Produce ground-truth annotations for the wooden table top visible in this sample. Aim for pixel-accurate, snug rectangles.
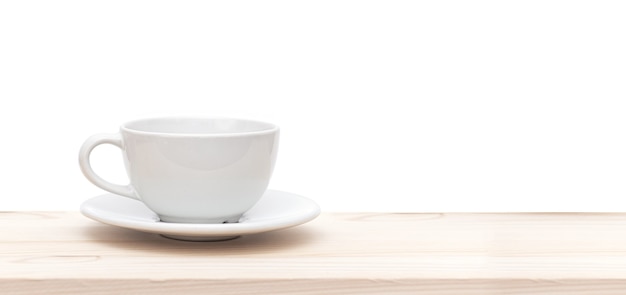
[2,212,626,294]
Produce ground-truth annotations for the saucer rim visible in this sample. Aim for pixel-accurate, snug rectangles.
[80,189,321,237]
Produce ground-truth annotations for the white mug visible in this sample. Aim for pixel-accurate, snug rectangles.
[79,117,279,223]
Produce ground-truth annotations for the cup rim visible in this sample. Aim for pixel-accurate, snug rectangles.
[120,116,279,137]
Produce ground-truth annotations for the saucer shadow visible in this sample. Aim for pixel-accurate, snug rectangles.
[81,222,321,255]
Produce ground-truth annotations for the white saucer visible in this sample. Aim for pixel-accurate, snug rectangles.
[81,190,321,241]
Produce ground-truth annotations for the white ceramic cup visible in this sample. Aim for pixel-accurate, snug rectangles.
[79,117,279,223]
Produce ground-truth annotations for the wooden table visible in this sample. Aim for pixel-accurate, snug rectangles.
[2,212,626,294]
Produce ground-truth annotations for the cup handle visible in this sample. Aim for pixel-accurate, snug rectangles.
[78,133,138,200]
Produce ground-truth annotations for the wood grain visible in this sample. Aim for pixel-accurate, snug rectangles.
[2,212,626,294]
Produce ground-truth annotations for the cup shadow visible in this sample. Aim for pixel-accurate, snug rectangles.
[81,222,321,256]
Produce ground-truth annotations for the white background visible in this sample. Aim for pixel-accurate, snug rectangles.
[1,0,625,212]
